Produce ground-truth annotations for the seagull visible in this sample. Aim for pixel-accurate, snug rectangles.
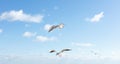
[48,23,64,32]
[49,49,71,56]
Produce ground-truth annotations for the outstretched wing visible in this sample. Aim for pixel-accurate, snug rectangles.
[48,25,59,32]
[48,26,55,32]
[49,50,56,53]
[61,49,71,52]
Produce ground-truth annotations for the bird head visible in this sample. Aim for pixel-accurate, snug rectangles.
[58,23,64,29]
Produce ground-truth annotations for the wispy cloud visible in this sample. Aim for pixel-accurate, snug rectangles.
[54,6,59,10]
[72,42,94,47]
[110,51,120,61]
[35,35,56,42]
[0,54,20,64]
[0,10,44,23]
[25,24,31,27]
[23,31,36,38]
[23,31,56,42]
[0,29,3,33]
[86,12,104,22]
[44,24,52,31]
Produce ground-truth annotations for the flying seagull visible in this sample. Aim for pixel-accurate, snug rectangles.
[49,49,71,56]
[48,23,64,32]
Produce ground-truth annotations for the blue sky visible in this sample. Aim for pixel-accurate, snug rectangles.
[0,0,120,64]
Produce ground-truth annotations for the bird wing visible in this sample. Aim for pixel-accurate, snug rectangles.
[48,25,59,32]
[49,50,56,53]
[61,49,71,52]
[48,26,55,32]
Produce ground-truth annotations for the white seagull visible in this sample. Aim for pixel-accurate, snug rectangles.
[48,23,64,32]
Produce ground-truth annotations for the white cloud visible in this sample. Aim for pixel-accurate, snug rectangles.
[72,42,94,47]
[0,29,3,33]
[86,12,104,22]
[0,10,44,23]
[44,24,52,31]
[35,35,56,42]
[23,31,36,38]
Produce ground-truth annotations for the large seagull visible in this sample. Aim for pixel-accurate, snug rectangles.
[48,23,64,32]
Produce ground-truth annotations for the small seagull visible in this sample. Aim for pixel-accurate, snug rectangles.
[49,49,71,57]
[48,23,64,32]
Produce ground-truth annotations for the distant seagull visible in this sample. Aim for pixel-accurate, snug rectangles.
[49,49,71,56]
[48,23,64,32]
